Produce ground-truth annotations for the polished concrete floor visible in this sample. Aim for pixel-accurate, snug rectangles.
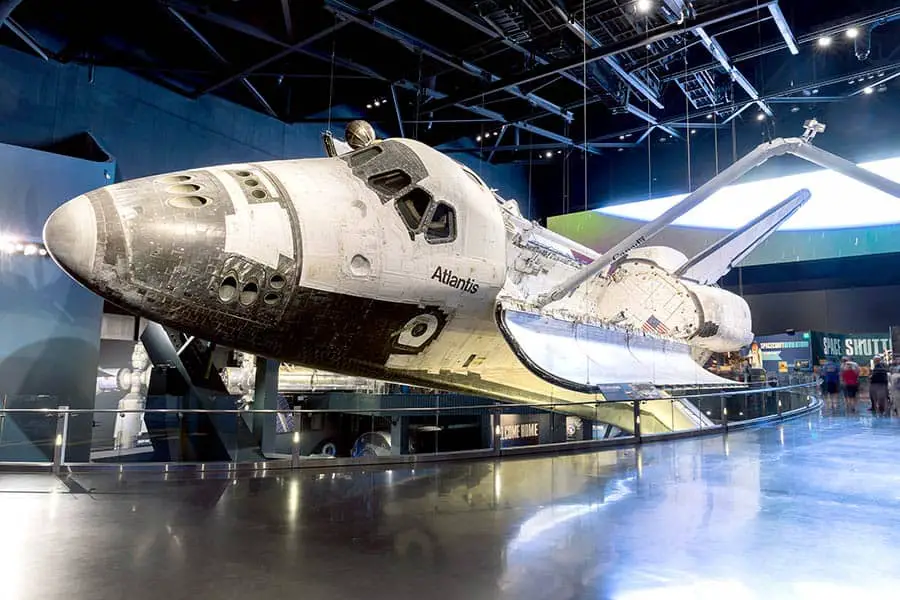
[2,413,899,599]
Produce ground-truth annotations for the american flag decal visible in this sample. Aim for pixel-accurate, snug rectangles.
[642,315,670,335]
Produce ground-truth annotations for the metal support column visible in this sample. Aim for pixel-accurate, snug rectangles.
[251,357,280,457]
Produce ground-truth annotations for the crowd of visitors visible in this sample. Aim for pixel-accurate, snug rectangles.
[820,355,900,416]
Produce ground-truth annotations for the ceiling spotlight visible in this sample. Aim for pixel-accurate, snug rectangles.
[706,114,714,119]
[846,27,859,39]
[374,100,381,107]
[476,135,482,142]
[635,0,653,14]
[690,129,697,134]
[756,113,766,121]
[545,151,553,158]
[619,135,625,140]
[366,103,372,109]
[863,86,874,95]
[24,244,37,256]
[556,150,562,154]
[39,248,47,256]
[617,148,624,152]
[790,106,800,113]
[817,36,832,48]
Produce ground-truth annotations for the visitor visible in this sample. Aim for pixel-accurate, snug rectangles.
[821,358,841,413]
[869,356,889,416]
[890,358,900,416]
[841,356,861,414]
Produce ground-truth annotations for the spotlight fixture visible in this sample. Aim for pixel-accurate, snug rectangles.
[366,103,372,109]
[790,106,800,113]
[863,86,874,95]
[690,129,697,134]
[545,151,553,158]
[373,100,381,107]
[619,135,625,140]
[476,135,482,142]
[846,27,859,39]
[635,0,653,14]
[706,114,714,119]
[817,36,832,48]
[556,150,562,154]
[756,113,766,121]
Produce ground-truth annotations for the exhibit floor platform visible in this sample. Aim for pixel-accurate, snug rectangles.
[2,413,899,599]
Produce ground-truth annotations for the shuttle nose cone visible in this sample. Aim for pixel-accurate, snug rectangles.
[43,194,98,282]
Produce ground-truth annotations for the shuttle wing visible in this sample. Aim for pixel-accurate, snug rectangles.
[675,188,811,285]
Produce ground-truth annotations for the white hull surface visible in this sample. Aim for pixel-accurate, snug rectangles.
[49,126,900,434]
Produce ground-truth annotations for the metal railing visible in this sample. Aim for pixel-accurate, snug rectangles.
[0,380,821,473]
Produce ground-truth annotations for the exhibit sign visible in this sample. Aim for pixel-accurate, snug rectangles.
[810,331,891,364]
[499,414,541,448]
[750,332,812,372]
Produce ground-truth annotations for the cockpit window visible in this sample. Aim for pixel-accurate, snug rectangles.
[346,145,382,167]
[396,188,432,232]
[425,202,456,244]
[369,169,411,196]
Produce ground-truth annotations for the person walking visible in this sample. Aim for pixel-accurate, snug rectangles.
[821,358,841,413]
[841,356,861,414]
[869,356,890,416]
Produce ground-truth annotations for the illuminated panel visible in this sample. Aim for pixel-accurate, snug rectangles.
[596,156,900,230]
[549,155,900,267]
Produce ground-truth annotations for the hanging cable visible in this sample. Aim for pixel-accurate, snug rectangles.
[326,15,336,134]
[683,18,692,192]
[582,0,588,214]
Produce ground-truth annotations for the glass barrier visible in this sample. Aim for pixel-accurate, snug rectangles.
[0,382,821,471]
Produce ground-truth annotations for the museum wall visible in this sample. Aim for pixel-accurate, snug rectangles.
[0,46,534,217]
[741,285,900,335]
[0,142,112,462]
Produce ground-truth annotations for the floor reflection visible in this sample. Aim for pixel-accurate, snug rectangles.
[4,413,900,599]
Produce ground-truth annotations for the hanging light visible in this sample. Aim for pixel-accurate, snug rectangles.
[817,36,832,48]
[619,135,625,140]
[863,87,875,95]
[545,151,553,158]
[690,129,697,134]
[706,113,714,119]
[476,135,482,142]
[756,113,766,121]
[366,103,372,109]
[635,0,653,14]
[846,27,859,39]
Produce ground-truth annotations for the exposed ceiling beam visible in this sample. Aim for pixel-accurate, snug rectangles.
[550,2,663,109]
[167,8,277,118]
[441,141,637,153]
[0,0,23,28]
[430,0,777,113]
[5,18,49,61]
[420,0,591,93]
[767,3,799,55]
[694,27,772,116]
[280,0,293,40]
[594,60,900,141]
[158,0,591,151]
[322,0,574,123]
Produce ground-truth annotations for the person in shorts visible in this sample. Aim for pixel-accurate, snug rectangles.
[821,358,841,412]
[841,356,861,414]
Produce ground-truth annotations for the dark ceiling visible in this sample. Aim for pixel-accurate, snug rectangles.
[1,0,899,163]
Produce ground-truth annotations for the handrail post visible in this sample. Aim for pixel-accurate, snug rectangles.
[492,408,502,456]
[633,400,642,443]
[291,409,301,468]
[721,395,728,431]
[52,405,69,475]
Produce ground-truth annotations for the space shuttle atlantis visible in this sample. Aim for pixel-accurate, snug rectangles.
[43,119,900,433]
